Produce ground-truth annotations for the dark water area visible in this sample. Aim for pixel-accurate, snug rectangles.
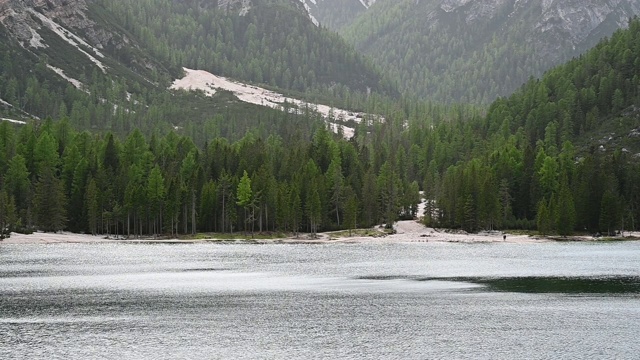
[477,275,640,294]
[1,242,640,359]
[357,274,640,294]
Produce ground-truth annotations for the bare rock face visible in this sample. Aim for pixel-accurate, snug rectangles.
[216,0,313,20]
[299,0,376,30]
[0,0,114,50]
[217,0,253,15]
[530,0,640,58]
[460,0,513,23]
[433,0,640,60]
[0,3,38,45]
[440,0,473,13]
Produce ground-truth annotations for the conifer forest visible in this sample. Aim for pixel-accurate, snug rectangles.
[2,2,640,239]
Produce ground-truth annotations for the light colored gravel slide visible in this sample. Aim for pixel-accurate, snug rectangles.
[170,68,386,138]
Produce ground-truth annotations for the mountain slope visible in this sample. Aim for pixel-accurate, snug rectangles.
[96,0,395,97]
[0,0,394,141]
[340,0,640,103]
[424,17,640,233]
[302,0,374,30]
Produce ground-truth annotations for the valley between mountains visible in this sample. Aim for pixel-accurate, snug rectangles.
[1,0,640,241]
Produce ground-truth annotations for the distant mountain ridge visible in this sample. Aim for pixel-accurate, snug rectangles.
[339,0,640,103]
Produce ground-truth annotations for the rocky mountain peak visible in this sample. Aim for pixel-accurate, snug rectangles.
[359,0,376,8]
[217,0,253,15]
[432,0,640,60]
[530,0,640,58]
[0,0,114,50]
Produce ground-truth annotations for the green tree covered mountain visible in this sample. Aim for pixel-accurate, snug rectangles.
[4,18,640,237]
[422,18,640,234]
[0,0,394,140]
[303,0,373,31]
[97,0,395,96]
[340,0,640,104]
[2,1,640,239]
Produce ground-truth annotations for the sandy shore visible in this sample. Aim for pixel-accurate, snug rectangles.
[2,232,118,244]
[4,220,632,245]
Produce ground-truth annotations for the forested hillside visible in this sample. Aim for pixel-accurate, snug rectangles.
[340,0,640,104]
[0,32,327,144]
[2,2,640,239]
[0,0,394,144]
[305,0,371,31]
[0,117,425,238]
[425,18,640,235]
[94,0,395,98]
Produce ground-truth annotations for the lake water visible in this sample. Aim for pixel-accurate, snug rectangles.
[1,241,640,359]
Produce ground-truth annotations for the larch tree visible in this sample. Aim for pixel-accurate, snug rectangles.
[34,131,59,174]
[147,165,165,237]
[199,181,217,232]
[0,190,18,239]
[33,167,67,232]
[343,186,358,236]
[536,199,552,236]
[600,189,620,235]
[290,186,302,237]
[218,171,233,233]
[6,154,30,222]
[555,179,576,236]
[326,156,344,226]
[307,186,322,236]
[85,177,99,235]
[237,170,253,235]
[180,150,199,235]
[377,161,399,228]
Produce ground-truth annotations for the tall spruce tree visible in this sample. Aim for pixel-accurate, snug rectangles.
[555,179,576,236]
[86,178,99,235]
[537,199,552,236]
[0,190,18,239]
[147,165,165,236]
[237,170,253,235]
[33,167,67,232]
[344,186,358,237]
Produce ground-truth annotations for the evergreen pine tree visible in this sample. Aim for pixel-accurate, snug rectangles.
[237,170,253,235]
[33,167,67,232]
[86,178,99,235]
[0,190,18,239]
[344,187,358,237]
[147,165,165,236]
[536,199,552,236]
[555,180,576,236]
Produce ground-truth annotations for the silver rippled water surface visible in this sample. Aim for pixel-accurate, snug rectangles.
[1,241,639,359]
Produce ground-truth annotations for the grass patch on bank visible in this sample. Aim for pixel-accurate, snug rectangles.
[595,236,640,242]
[504,230,537,236]
[328,228,394,239]
[178,232,289,241]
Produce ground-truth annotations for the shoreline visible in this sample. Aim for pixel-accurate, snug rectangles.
[2,220,638,245]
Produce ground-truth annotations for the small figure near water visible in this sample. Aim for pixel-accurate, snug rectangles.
[503,234,506,241]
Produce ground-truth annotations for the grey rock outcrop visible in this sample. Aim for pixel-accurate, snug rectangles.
[530,0,640,59]
[0,0,115,50]
[217,0,253,15]
[434,0,640,60]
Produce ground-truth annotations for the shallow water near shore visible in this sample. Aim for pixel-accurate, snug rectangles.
[1,241,640,359]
